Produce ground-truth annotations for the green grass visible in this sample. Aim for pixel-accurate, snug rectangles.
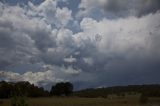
[1,96,160,106]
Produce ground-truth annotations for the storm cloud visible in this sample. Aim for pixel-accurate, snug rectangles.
[77,0,160,18]
[104,0,160,17]
[0,0,160,89]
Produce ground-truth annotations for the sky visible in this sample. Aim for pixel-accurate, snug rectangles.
[0,0,160,90]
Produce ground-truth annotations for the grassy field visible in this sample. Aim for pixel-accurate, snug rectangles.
[0,96,160,106]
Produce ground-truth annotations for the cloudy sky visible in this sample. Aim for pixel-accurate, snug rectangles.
[0,0,160,90]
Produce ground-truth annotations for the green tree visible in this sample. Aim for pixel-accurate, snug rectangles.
[50,82,73,96]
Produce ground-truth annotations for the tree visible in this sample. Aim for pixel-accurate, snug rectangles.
[50,82,73,96]
[64,82,73,96]
[0,81,13,98]
[0,81,50,98]
[11,95,28,106]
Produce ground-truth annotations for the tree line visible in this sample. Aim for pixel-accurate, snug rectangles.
[1,81,160,99]
[74,84,160,98]
[0,81,73,98]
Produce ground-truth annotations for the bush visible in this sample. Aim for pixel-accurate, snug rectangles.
[11,96,28,106]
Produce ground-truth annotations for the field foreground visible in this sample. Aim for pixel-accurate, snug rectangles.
[1,97,160,106]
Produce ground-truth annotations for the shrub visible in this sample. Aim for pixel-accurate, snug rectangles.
[11,96,28,106]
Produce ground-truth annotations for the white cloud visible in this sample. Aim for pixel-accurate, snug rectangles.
[38,0,57,18]
[56,28,73,46]
[64,55,77,63]
[56,7,72,27]
[23,70,59,85]
[0,64,82,85]
[28,0,72,28]
[80,18,97,31]
[75,12,160,58]
[61,66,82,75]
[0,70,59,85]
[83,57,94,66]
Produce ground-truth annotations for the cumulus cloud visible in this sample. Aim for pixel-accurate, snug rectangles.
[28,0,72,28]
[0,63,82,86]
[0,1,74,67]
[78,13,160,56]
[0,70,62,86]
[55,7,72,27]
[73,12,160,87]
